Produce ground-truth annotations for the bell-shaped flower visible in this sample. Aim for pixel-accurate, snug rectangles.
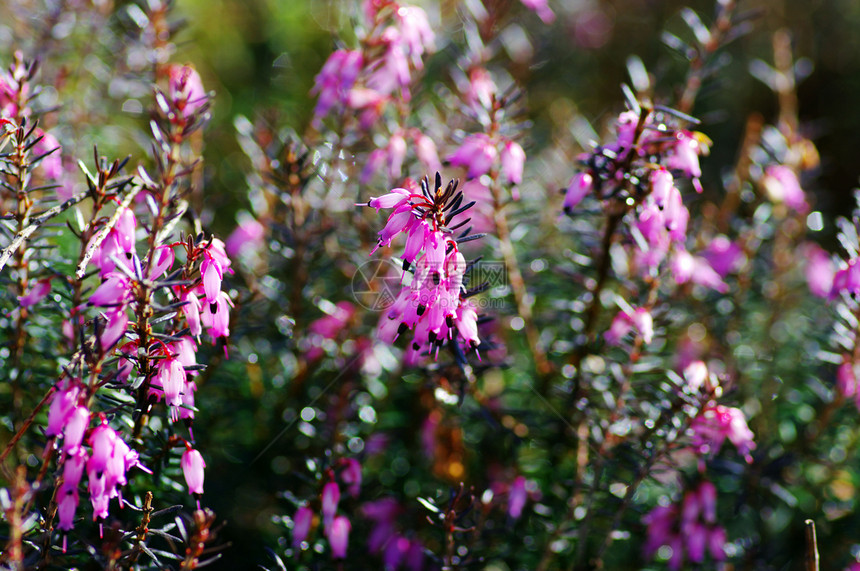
[321,481,341,527]
[326,515,351,559]
[148,245,175,279]
[292,505,314,549]
[18,278,52,308]
[56,485,79,531]
[508,476,528,519]
[89,273,132,307]
[88,422,118,476]
[448,133,498,179]
[500,141,526,185]
[200,290,233,339]
[181,448,205,495]
[156,355,187,408]
[340,458,362,497]
[100,307,129,350]
[761,165,808,213]
[563,172,592,213]
[182,291,203,336]
[47,383,80,437]
[62,406,90,455]
[225,217,265,259]
[168,64,206,117]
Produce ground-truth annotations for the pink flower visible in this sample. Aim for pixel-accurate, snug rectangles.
[57,485,79,531]
[671,249,728,293]
[47,383,80,438]
[508,476,528,519]
[181,448,205,495]
[702,236,743,277]
[520,0,555,23]
[563,172,592,213]
[761,165,808,213]
[89,273,133,307]
[167,64,206,117]
[225,217,265,259]
[448,134,498,179]
[311,49,364,125]
[200,290,233,339]
[326,515,351,559]
[182,291,203,336]
[802,242,834,298]
[690,404,756,462]
[293,505,314,549]
[465,67,496,110]
[412,131,441,174]
[340,458,362,497]
[321,482,341,527]
[605,307,653,345]
[33,129,62,180]
[148,245,175,279]
[500,141,526,185]
[62,406,90,455]
[18,278,52,308]
[100,307,129,350]
[155,355,187,409]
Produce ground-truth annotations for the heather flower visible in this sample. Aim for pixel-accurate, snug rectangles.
[702,235,743,277]
[47,382,81,437]
[563,172,592,214]
[100,307,129,350]
[339,458,362,497]
[802,242,835,298]
[293,505,314,549]
[644,482,726,570]
[225,216,265,259]
[447,133,497,178]
[605,306,653,345]
[62,406,90,455]
[181,291,203,336]
[181,448,205,495]
[465,67,496,111]
[321,481,341,527]
[167,64,206,117]
[88,273,133,307]
[761,165,808,213]
[520,0,555,24]
[671,249,728,293]
[18,278,52,308]
[326,515,351,559]
[508,475,528,519]
[365,175,484,357]
[311,49,363,125]
[155,354,186,410]
[33,129,62,180]
[57,486,79,532]
[148,245,175,279]
[200,290,233,339]
[500,141,526,185]
[690,404,755,463]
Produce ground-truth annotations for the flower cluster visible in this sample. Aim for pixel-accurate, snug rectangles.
[311,0,435,129]
[564,108,724,286]
[643,481,727,570]
[292,458,363,559]
[365,174,483,363]
[362,498,425,569]
[50,393,149,534]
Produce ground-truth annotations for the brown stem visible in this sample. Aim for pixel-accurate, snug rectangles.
[491,191,551,379]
